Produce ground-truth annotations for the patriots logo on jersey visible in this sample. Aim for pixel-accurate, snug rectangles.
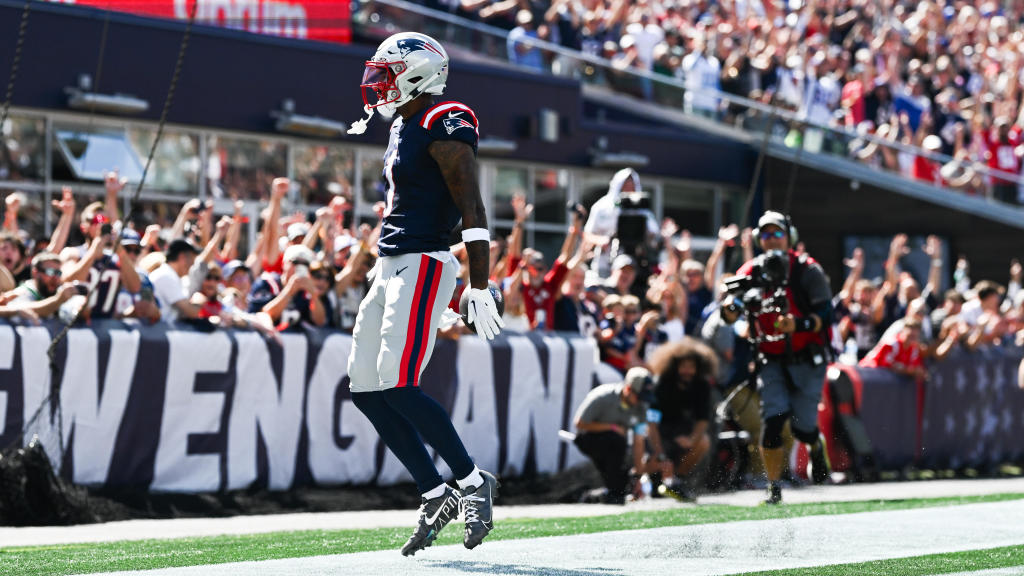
[442,112,475,135]
[396,38,444,58]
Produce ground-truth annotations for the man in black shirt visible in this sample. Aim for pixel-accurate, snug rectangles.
[649,337,715,500]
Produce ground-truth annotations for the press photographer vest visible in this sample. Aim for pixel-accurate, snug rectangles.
[737,251,826,356]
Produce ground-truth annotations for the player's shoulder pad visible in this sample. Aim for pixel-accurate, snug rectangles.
[419,100,479,140]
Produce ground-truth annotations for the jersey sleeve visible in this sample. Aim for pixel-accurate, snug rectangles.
[419,101,479,150]
[248,278,275,313]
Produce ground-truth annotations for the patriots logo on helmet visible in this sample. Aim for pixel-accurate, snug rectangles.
[442,116,475,135]
[396,38,444,58]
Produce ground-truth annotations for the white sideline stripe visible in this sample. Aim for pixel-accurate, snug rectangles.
[937,565,1024,569]
[5,477,1024,548]
[75,500,1024,576]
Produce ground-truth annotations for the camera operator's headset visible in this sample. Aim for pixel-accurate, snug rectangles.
[752,211,798,251]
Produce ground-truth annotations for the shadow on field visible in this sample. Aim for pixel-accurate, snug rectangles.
[422,559,623,576]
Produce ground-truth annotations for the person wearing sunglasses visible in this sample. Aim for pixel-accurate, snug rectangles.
[5,252,79,319]
[192,265,226,320]
[734,211,834,505]
[254,244,326,331]
[61,201,142,320]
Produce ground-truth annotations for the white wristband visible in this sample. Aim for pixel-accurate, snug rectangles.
[461,227,490,243]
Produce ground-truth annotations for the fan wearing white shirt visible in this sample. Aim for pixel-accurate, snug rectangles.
[681,35,721,118]
[149,238,202,323]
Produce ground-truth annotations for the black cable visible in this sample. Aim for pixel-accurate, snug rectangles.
[0,0,31,136]
[743,108,776,227]
[33,1,200,454]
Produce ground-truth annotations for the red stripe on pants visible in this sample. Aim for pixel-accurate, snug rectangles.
[397,255,430,388]
[409,257,443,386]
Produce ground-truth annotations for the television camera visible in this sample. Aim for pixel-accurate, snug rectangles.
[721,249,790,343]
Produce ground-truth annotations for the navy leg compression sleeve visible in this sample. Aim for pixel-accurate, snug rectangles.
[383,387,476,480]
[351,390,443,493]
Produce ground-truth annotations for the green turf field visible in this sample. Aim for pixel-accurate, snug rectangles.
[1,493,1022,576]
[736,544,1024,576]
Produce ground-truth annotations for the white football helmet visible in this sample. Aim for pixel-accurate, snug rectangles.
[361,32,449,119]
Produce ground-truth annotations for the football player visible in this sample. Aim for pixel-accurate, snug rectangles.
[346,32,503,555]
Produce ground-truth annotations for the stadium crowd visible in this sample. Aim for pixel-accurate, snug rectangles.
[424,0,1024,201]
[1,165,1022,501]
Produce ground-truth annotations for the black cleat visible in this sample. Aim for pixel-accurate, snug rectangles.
[809,435,832,485]
[401,485,460,556]
[763,482,783,505]
[461,470,499,550]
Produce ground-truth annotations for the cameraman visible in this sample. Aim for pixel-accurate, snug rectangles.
[735,211,833,504]
[583,168,658,285]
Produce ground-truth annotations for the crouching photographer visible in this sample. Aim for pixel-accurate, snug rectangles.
[725,211,833,505]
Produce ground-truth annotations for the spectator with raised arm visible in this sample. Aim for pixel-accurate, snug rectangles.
[61,201,141,319]
[0,231,27,285]
[47,186,76,255]
[3,192,23,235]
[256,244,326,331]
[185,217,231,297]
[219,200,246,263]
[520,210,581,331]
[332,224,375,332]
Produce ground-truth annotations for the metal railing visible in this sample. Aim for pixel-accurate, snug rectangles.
[354,0,1024,207]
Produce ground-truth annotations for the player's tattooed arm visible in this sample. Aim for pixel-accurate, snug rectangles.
[430,140,489,290]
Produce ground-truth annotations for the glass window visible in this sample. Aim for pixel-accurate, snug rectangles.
[128,128,200,194]
[129,198,185,230]
[580,171,615,211]
[0,116,45,182]
[206,136,286,200]
[662,183,714,236]
[54,129,145,183]
[293,144,354,206]
[533,168,568,225]
[359,154,386,206]
[493,166,528,222]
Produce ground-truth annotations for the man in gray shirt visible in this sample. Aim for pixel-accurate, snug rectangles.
[573,367,666,504]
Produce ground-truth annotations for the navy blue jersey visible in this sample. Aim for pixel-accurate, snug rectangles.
[86,253,122,319]
[377,100,479,257]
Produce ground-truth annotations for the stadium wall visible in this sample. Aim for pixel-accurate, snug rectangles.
[2,320,1023,493]
[0,321,598,493]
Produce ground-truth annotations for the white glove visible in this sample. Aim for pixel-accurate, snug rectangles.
[438,308,463,330]
[465,287,505,341]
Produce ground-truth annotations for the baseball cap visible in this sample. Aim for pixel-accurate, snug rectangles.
[624,367,654,397]
[283,244,315,265]
[287,222,310,241]
[334,234,358,254]
[222,259,250,280]
[757,211,789,233]
[612,254,636,271]
[165,238,200,261]
[120,228,141,246]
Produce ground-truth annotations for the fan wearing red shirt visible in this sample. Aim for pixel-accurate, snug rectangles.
[985,117,1022,204]
[520,223,581,330]
[860,318,926,380]
[912,135,945,185]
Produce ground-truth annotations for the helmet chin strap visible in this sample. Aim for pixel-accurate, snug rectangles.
[347,105,374,135]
